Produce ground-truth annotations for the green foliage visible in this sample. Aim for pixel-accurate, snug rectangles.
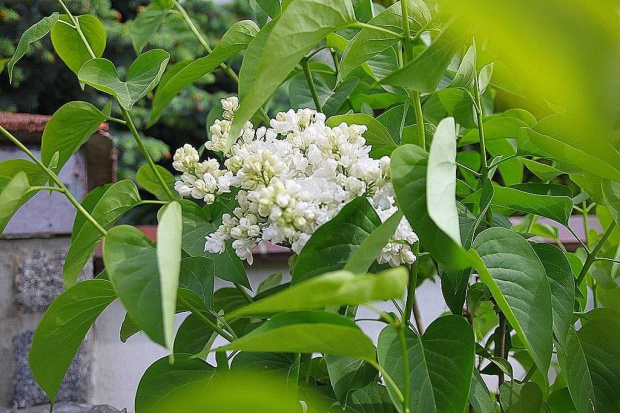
[2,0,619,411]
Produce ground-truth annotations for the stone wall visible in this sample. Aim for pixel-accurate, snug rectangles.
[0,238,94,408]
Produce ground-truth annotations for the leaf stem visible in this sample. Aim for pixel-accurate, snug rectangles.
[351,22,403,39]
[120,107,176,200]
[576,222,616,287]
[403,244,420,328]
[368,360,405,405]
[496,312,507,388]
[301,57,322,112]
[178,296,235,342]
[398,325,412,413]
[0,125,108,236]
[473,73,494,227]
[234,283,254,303]
[412,92,425,149]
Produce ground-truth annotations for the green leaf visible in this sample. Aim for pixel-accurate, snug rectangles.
[326,114,397,158]
[131,7,169,54]
[41,101,107,172]
[377,316,475,413]
[471,227,553,376]
[136,164,178,201]
[64,181,141,287]
[229,267,407,318]
[8,13,59,82]
[231,0,356,149]
[499,381,543,413]
[289,73,359,116]
[561,319,620,413]
[29,279,116,402]
[427,117,461,244]
[120,313,141,343]
[219,311,376,361]
[174,313,216,355]
[0,172,30,234]
[257,273,283,295]
[469,370,496,413]
[0,159,47,185]
[179,200,250,287]
[490,184,573,225]
[157,202,183,352]
[449,44,477,90]
[256,0,282,18]
[521,159,563,182]
[51,14,106,75]
[232,352,297,379]
[391,144,471,269]
[601,180,620,228]
[346,383,398,413]
[459,109,536,146]
[104,226,165,346]
[339,2,404,80]
[325,355,378,405]
[148,21,259,126]
[152,0,173,8]
[135,354,215,413]
[517,119,620,183]
[292,197,382,283]
[381,22,465,92]
[179,257,215,309]
[78,49,170,110]
[345,209,404,275]
[531,243,574,350]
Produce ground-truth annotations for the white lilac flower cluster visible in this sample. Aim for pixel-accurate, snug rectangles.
[172,97,418,265]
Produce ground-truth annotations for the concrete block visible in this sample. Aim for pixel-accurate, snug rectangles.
[11,331,91,409]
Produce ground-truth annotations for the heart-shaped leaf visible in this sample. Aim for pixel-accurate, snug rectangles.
[135,164,179,201]
[292,197,382,283]
[29,279,116,403]
[78,49,170,110]
[51,14,106,75]
[325,355,378,406]
[131,7,169,54]
[8,13,59,82]
[377,315,475,413]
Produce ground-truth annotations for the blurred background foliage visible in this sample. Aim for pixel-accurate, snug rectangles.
[0,0,255,181]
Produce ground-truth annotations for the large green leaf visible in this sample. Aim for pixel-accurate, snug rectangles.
[179,257,215,309]
[449,44,477,90]
[345,209,404,275]
[468,370,496,413]
[346,383,398,413]
[325,355,378,405]
[377,316,475,413]
[0,172,30,234]
[219,311,376,361]
[391,144,471,269]
[41,101,107,173]
[292,197,382,283]
[339,2,405,79]
[131,7,169,54]
[326,114,397,158]
[471,227,553,375]
[51,14,106,75]
[231,0,356,149]
[64,181,141,287]
[427,117,461,244]
[289,73,359,117]
[559,319,620,413]
[517,120,620,183]
[104,225,165,346]
[499,381,543,413]
[135,354,215,413]
[179,200,250,287]
[157,202,183,352]
[490,184,573,225]
[8,13,59,82]
[135,164,179,201]
[29,279,116,403]
[78,49,170,110]
[0,159,47,184]
[381,22,465,92]
[601,180,620,228]
[459,109,536,146]
[531,243,574,349]
[228,267,407,318]
[148,20,259,126]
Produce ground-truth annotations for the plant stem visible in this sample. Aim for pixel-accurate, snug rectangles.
[576,222,616,286]
[582,201,591,248]
[398,325,411,413]
[120,107,176,200]
[368,360,405,405]
[473,74,494,227]
[412,296,424,334]
[301,58,322,112]
[496,312,507,388]
[400,0,413,63]
[0,125,108,236]
[403,244,420,327]
[412,92,425,149]
[234,283,254,303]
[178,296,235,342]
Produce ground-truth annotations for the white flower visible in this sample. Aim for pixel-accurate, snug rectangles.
[173,99,418,266]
